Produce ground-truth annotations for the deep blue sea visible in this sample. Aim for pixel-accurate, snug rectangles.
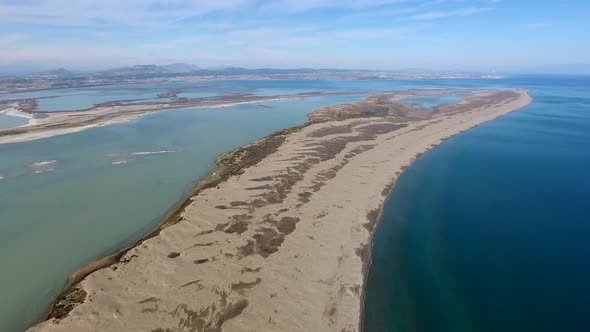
[364,75,590,332]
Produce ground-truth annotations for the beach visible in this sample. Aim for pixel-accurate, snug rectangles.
[29,89,531,332]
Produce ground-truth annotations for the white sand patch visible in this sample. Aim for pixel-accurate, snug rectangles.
[30,160,57,166]
[130,150,180,156]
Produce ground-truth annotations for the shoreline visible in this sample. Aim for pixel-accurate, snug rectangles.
[357,98,531,331]
[0,91,365,145]
[0,75,506,97]
[29,89,532,332]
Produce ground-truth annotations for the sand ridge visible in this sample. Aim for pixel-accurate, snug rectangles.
[29,89,532,332]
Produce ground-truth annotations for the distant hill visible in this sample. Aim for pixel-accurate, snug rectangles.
[32,68,74,77]
[89,64,368,79]
[161,63,200,72]
[98,65,169,76]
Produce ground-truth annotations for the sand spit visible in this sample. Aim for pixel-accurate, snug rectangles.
[29,89,531,332]
[0,91,364,145]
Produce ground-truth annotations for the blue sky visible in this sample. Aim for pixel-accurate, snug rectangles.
[0,0,589,72]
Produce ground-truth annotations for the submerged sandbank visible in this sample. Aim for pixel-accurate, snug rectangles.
[29,89,531,332]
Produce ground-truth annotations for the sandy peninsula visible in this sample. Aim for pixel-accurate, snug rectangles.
[29,89,531,332]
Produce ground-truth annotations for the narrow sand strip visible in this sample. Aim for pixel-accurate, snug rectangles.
[30,89,531,332]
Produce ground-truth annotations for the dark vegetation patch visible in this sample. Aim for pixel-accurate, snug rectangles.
[195,229,215,237]
[245,184,273,190]
[364,209,380,233]
[180,280,203,288]
[349,285,361,296]
[381,181,395,197]
[298,191,313,203]
[249,176,273,182]
[216,299,249,328]
[314,211,328,219]
[237,240,255,258]
[355,243,371,277]
[192,242,215,248]
[252,228,285,257]
[241,266,262,273]
[231,278,262,293]
[167,289,250,331]
[277,217,300,235]
[216,214,253,235]
[139,297,160,304]
[308,181,324,192]
[308,95,418,122]
[47,284,87,319]
[170,303,212,331]
[307,121,363,137]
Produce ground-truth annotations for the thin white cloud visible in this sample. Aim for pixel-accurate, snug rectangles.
[410,6,492,20]
[0,0,254,27]
[0,33,30,46]
[257,0,414,13]
[0,0,508,69]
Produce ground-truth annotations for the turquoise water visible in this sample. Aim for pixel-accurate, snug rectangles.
[364,76,590,332]
[0,80,352,112]
[0,113,27,129]
[0,82,223,112]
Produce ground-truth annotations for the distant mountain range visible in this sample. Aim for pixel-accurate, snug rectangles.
[18,63,590,79]
[34,68,75,77]
[27,63,380,79]
[98,63,201,76]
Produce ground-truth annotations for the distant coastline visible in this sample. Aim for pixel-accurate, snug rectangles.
[0,66,505,96]
[29,88,531,332]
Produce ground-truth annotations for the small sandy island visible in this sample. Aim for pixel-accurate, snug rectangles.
[29,89,531,332]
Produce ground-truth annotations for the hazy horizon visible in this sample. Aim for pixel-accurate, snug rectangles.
[3,63,590,77]
[1,0,589,74]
